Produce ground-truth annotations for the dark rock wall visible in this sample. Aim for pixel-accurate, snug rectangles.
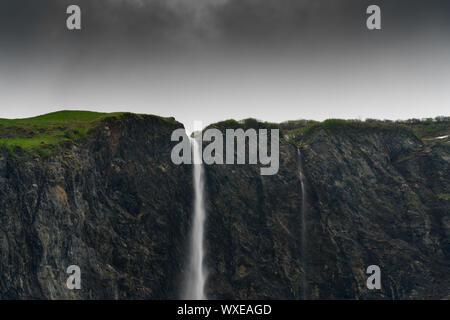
[0,114,193,299]
[204,128,449,299]
[203,144,306,299]
[0,115,448,299]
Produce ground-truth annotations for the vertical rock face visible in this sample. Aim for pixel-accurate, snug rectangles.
[0,114,193,299]
[0,113,448,299]
[204,124,449,299]
[204,143,306,299]
[301,129,449,299]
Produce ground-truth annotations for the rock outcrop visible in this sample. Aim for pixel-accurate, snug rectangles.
[0,113,193,299]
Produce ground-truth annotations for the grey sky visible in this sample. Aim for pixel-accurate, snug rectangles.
[0,0,449,133]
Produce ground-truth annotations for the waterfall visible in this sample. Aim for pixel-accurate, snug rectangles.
[184,136,207,300]
[297,148,308,300]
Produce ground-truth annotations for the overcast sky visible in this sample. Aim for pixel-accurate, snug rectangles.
[0,0,449,133]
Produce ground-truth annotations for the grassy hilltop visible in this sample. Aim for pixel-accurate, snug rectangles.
[0,111,124,155]
[0,110,178,156]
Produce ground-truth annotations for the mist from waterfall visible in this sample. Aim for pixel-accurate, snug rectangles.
[297,148,308,300]
[183,136,207,300]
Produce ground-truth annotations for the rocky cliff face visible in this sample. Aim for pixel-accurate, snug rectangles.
[0,113,448,299]
[0,114,193,299]
[299,127,449,299]
[204,122,449,299]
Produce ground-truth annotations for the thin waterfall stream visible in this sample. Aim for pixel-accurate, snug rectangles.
[297,148,308,300]
[184,136,207,300]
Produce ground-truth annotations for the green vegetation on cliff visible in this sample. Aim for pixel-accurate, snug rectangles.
[284,117,450,146]
[0,111,124,156]
[2,111,448,157]
[0,110,178,157]
[206,118,280,132]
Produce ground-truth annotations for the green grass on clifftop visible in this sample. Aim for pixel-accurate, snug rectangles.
[206,118,280,131]
[0,110,126,156]
[283,117,450,146]
[0,110,179,157]
[205,116,450,147]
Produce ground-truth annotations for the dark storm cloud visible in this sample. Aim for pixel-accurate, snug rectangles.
[1,0,449,73]
[212,0,362,41]
[211,0,450,43]
[0,0,190,51]
[1,0,449,50]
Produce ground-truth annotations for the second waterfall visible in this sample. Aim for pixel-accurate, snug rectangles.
[183,136,208,299]
[297,148,308,300]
